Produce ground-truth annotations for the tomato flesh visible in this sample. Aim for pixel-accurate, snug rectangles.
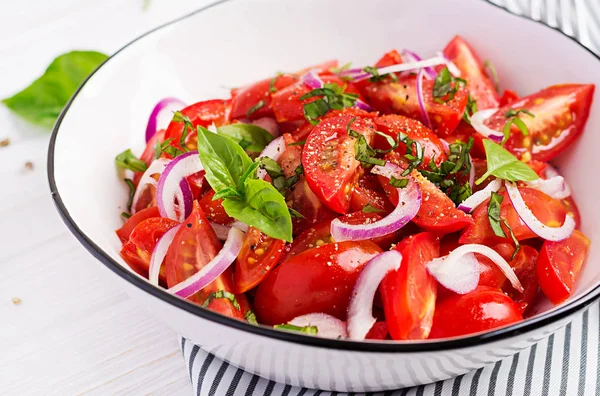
[537,229,590,305]
[381,232,439,340]
[116,206,160,243]
[429,286,523,338]
[230,74,298,120]
[198,190,233,225]
[303,115,375,214]
[233,227,286,293]
[494,243,539,313]
[253,241,382,325]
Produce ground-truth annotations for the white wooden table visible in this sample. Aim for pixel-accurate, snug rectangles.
[0,1,211,394]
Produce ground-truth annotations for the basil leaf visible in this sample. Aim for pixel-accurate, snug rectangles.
[476,140,538,184]
[246,100,265,117]
[2,51,108,128]
[289,208,305,219]
[362,204,383,213]
[217,124,274,153]
[121,212,132,219]
[223,178,293,242]
[274,324,318,334]
[115,149,148,172]
[483,60,500,92]
[201,290,240,310]
[244,309,258,325]
[197,126,253,192]
[124,178,136,213]
[502,218,521,260]
[487,192,506,237]
[389,176,408,188]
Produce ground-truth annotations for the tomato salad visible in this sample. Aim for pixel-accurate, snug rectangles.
[115,35,593,341]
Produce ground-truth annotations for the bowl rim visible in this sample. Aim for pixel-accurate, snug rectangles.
[48,0,600,352]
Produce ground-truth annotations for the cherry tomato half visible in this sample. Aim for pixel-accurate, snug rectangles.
[116,206,160,243]
[494,243,539,313]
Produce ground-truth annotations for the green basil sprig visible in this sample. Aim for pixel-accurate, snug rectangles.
[476,140,538,184]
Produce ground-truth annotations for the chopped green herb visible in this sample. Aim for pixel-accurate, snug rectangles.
[502,218,521,260]
[362,204,384,213]
[274,324,318,335]
[244,309,258,325]
[463,93,478,125]
[154,138,184,159]
[302,98,330,125]
[346,117,385,167]
[201,290,240,310]
[483,60,500,93]
[487,192,506,238]
[115,149,148,172]
[287,139,306,146]
[268,74,280,93]
[289,208,305,219]
[121,212,132,219]
[330,62,352,74]
[476,140,538,184]
[389,176,409,188]
[432,67,466,103]
[246,100,265,117]
[124,178,136,213]
[172,111,194,151]
[300,83,358,124]
[501,109,534,145]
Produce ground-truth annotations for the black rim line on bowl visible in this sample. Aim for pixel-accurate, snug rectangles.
[48,0,600,353]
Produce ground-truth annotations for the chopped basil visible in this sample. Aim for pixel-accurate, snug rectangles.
[432,67,466,103]
[302,98,330,125]
[503,218,521,260]
[154,138,184,159]
[257,158,302,195]
[287,139,306,146]
[483,60,500,92]
[172,111,194,151]
[501,108,534,145]
[476,140,538,184]
[201,290,240,310]
[274,324,318,335]
[289,208,305,219]
[246,100,265,117]
[124,178,136,213]
[115,149,148,172]
[300,83,358,125]
[121,212,132,219]
[268,75,279,93]
[487,191,506,238]
[462,93,478,125]
[346,117,385,167]
[330,62,352,74]
[217,123,274,153]
[362,204,384,213]
[197,126,292,241]
[244,309,258,325]
[389,176,409,188]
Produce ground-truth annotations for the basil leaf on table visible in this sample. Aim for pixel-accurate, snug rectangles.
[197,126,254,192]
[2,51,108,128]
[222,179,293,242]
[217,124,274,153]
[476,140,538,184]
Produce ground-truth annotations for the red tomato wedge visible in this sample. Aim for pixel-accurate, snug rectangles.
[164,99,231,150]
[230,74,298,120]
[484,84,594,162]
[350,171,394,213]
[233,227,286,294]
[460,187,568,246]
[500,89,520,106]
[429,286,523,338]
[363,76,468,136]
[374,114,448,168]
[303,115,375,214]
[537,229,590,305]
[120,217,179,282]
[116,206,160,243]
[165,203,237,310]
[442,35,500,109]
[271,76,361,123]
[381,232,439,340]
[253,241,382,325]
[494,243,539,313]
[198,190,233,225]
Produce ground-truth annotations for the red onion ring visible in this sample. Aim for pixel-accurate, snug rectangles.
[525,176,571,200]
[148,225,180,285]
[457,178,503,213]
[339,56,448,82]
[426,251,480,294]
[131,158,170,214]
[347,250,402,340]
[505,182,575,242]
[210,221,248,241]
[168,227,245,298]
[416,69,432,129]
[300,70,324,89]
[288,313,348,339]
[330,162,421,241]
[146,98,186,143]
[257,136,285,179]
[402,49,436,79]
[251,117,280,138]
[353,98,373,112]
[156,150,202,222]
[470,109,504,143]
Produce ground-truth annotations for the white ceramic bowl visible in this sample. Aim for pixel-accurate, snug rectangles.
[48,0,600,391]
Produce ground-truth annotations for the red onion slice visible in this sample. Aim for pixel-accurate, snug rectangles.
[168,227,245,298]
[146,97,186,143]
[451,244,523,292]
[470,109,504,143]
[347,250,402,340]
[330,163,421,241]
[210,221,248,241]
[301,70,324,89]
[354,98,373,112]
[340,56,448,82]
[426,252,480,294]
[156,150,202,222]
[252,117,280,138]
[437,52,462,77]
[505,182,575,242]
[416,69,432,129]
[257,136,285,179]
[288,313,348,339]
[402,49,436,79]
[457,178,503,213]
[131,158,170,214]
[525,176,571,200]
[148,225,180,285]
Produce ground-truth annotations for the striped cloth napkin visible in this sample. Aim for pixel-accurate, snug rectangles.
[181,1,600,394]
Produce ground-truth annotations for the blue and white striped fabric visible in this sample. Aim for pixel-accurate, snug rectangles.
[181,1,600,394]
